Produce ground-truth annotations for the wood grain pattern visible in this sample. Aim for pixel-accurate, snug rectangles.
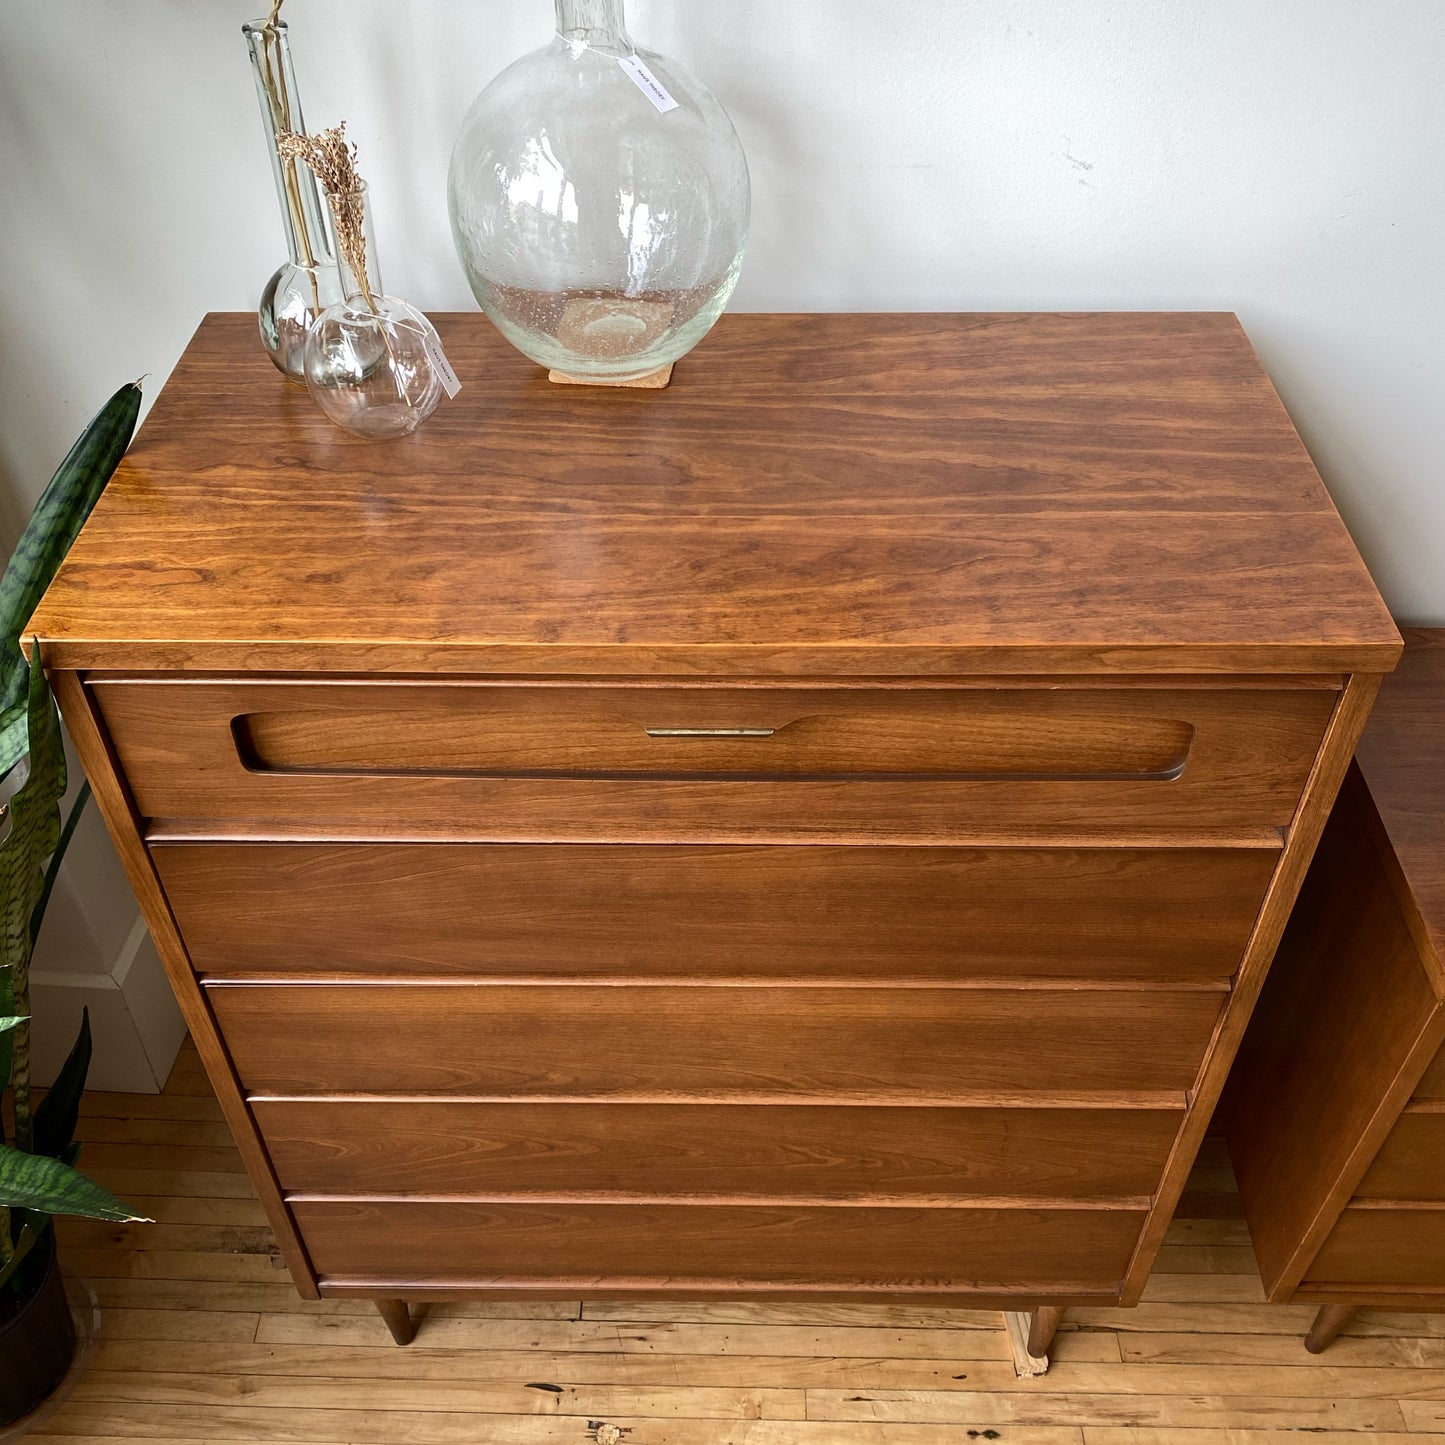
[291,1200,1146,1296]
[253,1100,1183,1202]
[91,677,1335,836]
[208,983,1224,1102]
[28,312,1399,677]
[1308,1207,1445,1291]
[1411,1043,1445,1100]
[1222,631,1445,1334]
[155,841,1277,982]
[1121,669,1387,1303]
[25,311,1400,1331]
[43,672,319,1299]
[1356,1113,1445,1199]
[45,1039,1445,1442]
[1354,629,1445,966]
[1223,762,1445,1296]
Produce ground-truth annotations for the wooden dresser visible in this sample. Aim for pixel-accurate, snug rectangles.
[28,312,1399,1350]
[1225,629,1444,1352]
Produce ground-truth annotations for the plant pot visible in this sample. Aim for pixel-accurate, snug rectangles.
[0,1233,77,1427]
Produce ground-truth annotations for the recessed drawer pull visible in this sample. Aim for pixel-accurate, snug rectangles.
[644,727,776,739]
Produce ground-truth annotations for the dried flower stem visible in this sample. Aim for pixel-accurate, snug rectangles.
[277,125,379,315]
[277,125,413,411]
[253,0,321,309]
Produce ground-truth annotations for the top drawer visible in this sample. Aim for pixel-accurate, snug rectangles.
[90,678,1335,839]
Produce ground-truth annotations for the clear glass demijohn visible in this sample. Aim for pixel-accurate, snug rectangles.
[448,0,750,382]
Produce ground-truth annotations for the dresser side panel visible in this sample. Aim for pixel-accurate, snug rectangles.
[1222,759,1445,1298]
[1123,670,1386,1303]
[45,667,318,1299]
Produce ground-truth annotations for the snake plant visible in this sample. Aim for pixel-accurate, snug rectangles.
[1,384,148,1300]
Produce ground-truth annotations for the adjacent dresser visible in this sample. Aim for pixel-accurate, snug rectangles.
[28,312,1399,1350]
[1226,629,1443,1352]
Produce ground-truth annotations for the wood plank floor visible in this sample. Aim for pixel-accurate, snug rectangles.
[31,1041,1445,1444]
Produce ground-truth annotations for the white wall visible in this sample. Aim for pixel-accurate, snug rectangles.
[1,0,1442,1073]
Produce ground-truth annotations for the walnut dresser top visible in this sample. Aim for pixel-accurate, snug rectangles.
[29,311,1398,676]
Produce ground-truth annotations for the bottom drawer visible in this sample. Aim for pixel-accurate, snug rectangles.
[256,1100,1182,1200]
[292,1200,1145,1294]
[1307,1206,1445,1290]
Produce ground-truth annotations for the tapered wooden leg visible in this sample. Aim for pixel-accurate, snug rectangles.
[1028,1305,1066,1358]
[1304,1303,1355,1354]
[375,1298,414,1346]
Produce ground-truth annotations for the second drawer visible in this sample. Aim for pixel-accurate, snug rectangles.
[209,983,1224,1101]
[157,841,1278,982]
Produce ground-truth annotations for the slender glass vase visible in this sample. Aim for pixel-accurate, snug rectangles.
[448,0,750,383]
[303,187,447,440]
[242,17,344,381]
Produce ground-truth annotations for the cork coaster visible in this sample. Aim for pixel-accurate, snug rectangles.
[548,364,674,389]
[548,295,675,388]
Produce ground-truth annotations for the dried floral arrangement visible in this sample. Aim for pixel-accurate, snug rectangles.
[276,125,379,314]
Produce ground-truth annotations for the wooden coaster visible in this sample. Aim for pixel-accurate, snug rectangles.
[548,364,674,389]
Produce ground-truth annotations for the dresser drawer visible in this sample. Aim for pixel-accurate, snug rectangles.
[1413,1044,1445,1101]
[1306,1206,1445,1290]
[1356,1112,1445,1200]
[256,1099,1182,1200]
[158,841,1277,982]
[94,677,1335,838]
[209,983,1222,1100]
[291,1199,1145,1295]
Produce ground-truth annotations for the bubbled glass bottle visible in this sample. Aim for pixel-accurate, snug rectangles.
[448,0,750,383]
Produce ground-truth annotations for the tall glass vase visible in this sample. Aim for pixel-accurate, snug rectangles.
[448,0,750,383]
[243,16,344,381]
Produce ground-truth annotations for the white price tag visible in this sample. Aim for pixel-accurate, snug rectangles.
[423,329,462,399]
[619,54,679,113]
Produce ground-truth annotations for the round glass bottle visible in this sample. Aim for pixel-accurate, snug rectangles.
[242,17,344,381]
[448,0,750,382]
[303,188,446,440]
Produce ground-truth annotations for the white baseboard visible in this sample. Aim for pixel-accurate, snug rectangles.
[29,915,187,1093]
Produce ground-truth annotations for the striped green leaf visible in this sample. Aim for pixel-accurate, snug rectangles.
[33,1007,90,1161]
[0,1143,147,1222]
[0,380,141,776]
[0,647,67,1151]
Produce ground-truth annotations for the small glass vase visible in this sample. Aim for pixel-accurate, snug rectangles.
[303,188,447,440]
[242,16,344,381]
[448,0,750,383]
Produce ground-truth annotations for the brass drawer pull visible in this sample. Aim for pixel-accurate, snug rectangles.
[644,727,777,739]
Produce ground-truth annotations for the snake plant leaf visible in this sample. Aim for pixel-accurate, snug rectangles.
[0,1216,45,1294]
[0,704,25,783]
[0,968,12,1140]
[0,380,141,778]
[0,1143,146,1221]
[0,1016,24,1033]
[0,647,67,1150]
[30,780,91,950]
[33,1006,91,1161]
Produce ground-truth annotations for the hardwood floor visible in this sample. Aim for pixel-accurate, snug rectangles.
[34,1041,1445,1444]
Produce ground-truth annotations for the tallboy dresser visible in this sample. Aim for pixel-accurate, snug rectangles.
[1226,630,1445,1352]
[29,312,1399,1351]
